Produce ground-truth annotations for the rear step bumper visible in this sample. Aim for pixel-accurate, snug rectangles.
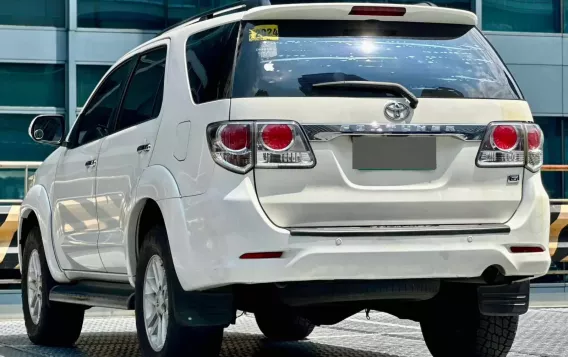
[290,224,510,237]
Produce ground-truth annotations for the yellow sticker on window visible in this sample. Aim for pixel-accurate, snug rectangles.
[249,25,279,41]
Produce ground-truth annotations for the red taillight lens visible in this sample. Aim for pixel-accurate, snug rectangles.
[261,124,294,151]
[349,6,406,16]
[510,246,545,253]
[527,126,542,150]
[218,124,250,152]
[491,125,518,151]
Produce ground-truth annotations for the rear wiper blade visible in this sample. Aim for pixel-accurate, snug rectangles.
[312,81,419,109]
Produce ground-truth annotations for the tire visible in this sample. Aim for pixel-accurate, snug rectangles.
[135,225,224,357]
[21,226,85,346]
[255,308,316,341]
[421,312,518,357]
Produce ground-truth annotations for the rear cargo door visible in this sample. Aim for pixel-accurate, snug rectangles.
[230,5,528,228]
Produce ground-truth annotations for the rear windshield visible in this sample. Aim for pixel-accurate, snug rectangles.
[232,20,521,100]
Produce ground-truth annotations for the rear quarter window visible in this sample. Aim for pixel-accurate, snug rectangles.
[186,22,239,104]
[232,20,521,100]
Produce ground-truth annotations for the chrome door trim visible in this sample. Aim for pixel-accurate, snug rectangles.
[301,124,488,142]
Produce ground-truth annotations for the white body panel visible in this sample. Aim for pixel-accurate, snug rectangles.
[19,4,551,293]
[51,140,105,272]
[96,120,160,273]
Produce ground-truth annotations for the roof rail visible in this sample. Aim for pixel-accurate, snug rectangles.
[155,0,269,37]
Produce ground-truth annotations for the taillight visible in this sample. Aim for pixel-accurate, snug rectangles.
[218,124,250,152]
[525,123,544,172]
[491,125,518,151]
[349,6,406,16]
[527,126,542,150]
[260,124,294,151]
[206,121,315,174]
[207,122,253,174]
[476,122,544,172]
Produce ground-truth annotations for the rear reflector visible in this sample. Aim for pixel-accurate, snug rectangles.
[510,246,545,254]
[240,252,283,259]
[349,6,406,17]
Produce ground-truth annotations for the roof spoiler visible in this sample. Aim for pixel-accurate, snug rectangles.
[156,1,475,37]
[243,3,477,25]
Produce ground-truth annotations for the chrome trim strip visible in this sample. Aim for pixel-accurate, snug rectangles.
[289,224,510,237]
[301,124,487,142]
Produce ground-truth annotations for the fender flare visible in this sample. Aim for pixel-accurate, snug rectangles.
[125,165,181,285]
[19,185,69,283]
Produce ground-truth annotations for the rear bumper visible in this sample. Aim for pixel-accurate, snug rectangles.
[168,170,550,291]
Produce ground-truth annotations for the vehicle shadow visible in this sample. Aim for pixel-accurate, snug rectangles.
[0,332,405,357]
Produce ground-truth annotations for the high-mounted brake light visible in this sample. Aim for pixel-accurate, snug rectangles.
[476,122,544,172]
[349,6,406,17]
[206,121,315,174]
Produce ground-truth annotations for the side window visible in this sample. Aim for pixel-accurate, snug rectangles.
[116,47,167,131]
[186,22,239,104]
[73,59,135,147]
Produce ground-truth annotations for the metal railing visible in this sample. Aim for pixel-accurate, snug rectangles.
[0,161,42,204]
[542,165,568,204]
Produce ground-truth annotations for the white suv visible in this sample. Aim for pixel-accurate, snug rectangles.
[19,2,550,357]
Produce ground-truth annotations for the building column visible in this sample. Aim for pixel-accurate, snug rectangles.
[475,0,482,29]
[67,0,78,126]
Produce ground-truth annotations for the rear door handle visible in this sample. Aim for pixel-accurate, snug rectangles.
[137,144,152,153]
[85,159,97,168]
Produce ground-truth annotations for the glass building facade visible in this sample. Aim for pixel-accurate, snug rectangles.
[1,0,568,280]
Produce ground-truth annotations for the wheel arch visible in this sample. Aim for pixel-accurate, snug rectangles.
[126,165,181,286]
[19,185,69,283]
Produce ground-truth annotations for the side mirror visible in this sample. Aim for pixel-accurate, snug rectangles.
[29,114,66,146]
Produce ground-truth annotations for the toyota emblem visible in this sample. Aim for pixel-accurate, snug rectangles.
[384,101,411,122]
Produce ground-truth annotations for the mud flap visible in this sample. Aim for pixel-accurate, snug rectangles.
[477,280,530,316]
[172,285,236,327]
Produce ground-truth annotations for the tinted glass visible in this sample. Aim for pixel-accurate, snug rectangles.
[534,117,562,199]
[232,21,520,100]
[186,22,239,104]
[116,48,167,131]
[483,0,561,33]
[0,0,65,27]
[0,64,65,107]
[73,60,135,147]
[78,0,165,30]
[0,114,56,200]
[77,65,112,108]
[566,0,568,32]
